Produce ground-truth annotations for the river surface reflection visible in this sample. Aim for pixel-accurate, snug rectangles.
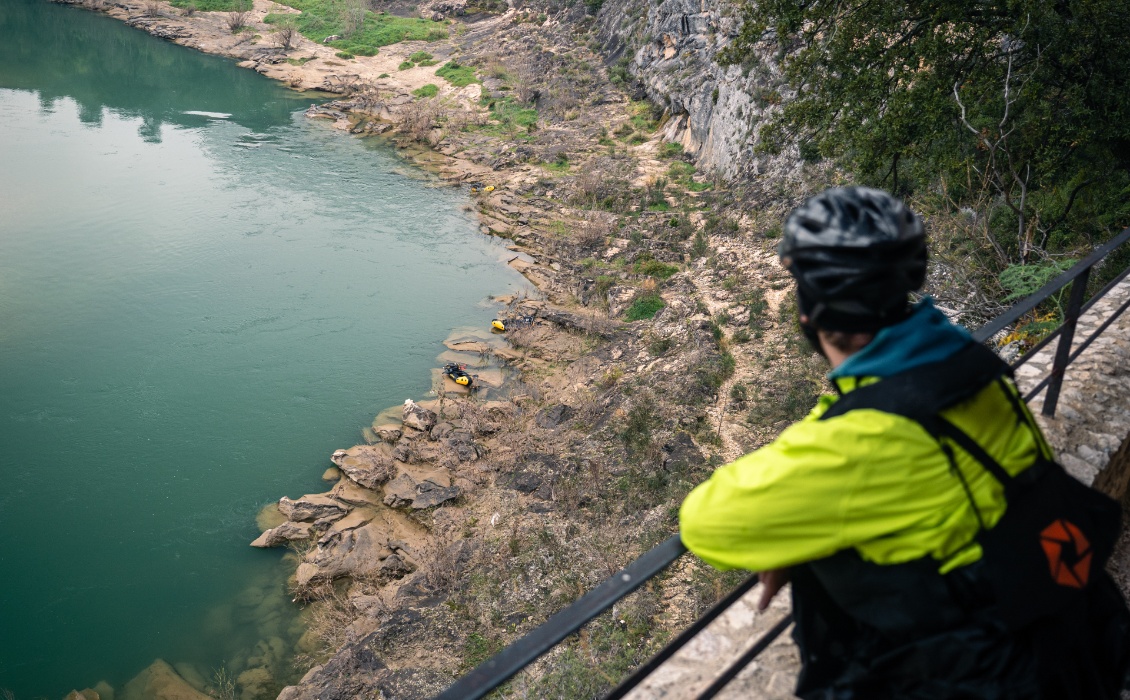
[0,1,529,696]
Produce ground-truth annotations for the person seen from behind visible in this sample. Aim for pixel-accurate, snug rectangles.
[679,187,1130,698]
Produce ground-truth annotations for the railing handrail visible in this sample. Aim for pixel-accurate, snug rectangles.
[971,226,1130,343]
[434,226,1130,700]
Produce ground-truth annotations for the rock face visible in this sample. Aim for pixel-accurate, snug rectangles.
[332,447,397,489]
[594,0,801,180]
[278,494,349,523]
[251,521,313,548]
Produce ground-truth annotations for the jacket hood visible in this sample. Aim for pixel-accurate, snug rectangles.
[828,297,971,380]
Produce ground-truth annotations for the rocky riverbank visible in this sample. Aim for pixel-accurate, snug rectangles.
[51,1,1130,699]
[52,1,821,696]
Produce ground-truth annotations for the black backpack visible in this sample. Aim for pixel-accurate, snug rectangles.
[819,341,1123,629]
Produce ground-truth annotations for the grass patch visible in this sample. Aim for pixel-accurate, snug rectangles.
[629,101,659,132]
[435,61,480,87]
[335,51,354,59]
[264,2,446,57]
[412,83,439,98]
[468,98,538,139]
[285,56,315,66]
[625,294,665,321]
[658,142,683,158]
[408,51,433,62]
[668,161,711,192]
[634,257,679,279]
[377,72,390,78]
[544,153,570,173]
[461,632,503,672]
[398,60,414,70]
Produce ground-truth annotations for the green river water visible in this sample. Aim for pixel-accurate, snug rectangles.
[0,1,530,695]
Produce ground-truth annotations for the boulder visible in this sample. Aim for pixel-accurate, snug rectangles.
[663,432,705,471]
[412,483,461,509]
[295,563,320,587]
[391,443,413,463]
[379,553,412,576]
[310,522,398,580]
[429,421,455,441]
[331,479,386,508]
[172,665,207,693]
[120,660,211,700]
[236,667,273,700]
[251,521,313,548]
[445,433,480,462]
[383,474,418,508]
[336,453,396,489]
[93,683,114,700]
[499,471,542,494]
[278,494,349,523]
[373,424,402,444]
[402,399,437,432]
[274,634,388,700]
[349,594,388,617]
[535,404,576,429]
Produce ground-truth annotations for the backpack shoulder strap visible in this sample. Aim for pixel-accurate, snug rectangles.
[819,342,1016,486]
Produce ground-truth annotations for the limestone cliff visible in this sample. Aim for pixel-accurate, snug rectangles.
[594,0,798,181]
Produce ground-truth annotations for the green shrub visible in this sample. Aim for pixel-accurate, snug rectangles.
[690,229,709,258]
[412,83,439,98]
[658,142,683,158]
[336,51,354,59]
[625,294,665,321]
[729,381,749,403]
[377,73,390,78]
[399,60,415,70]
[634,257,679,279]
[408,51,433,62]
[436,61,481,87]
[694,351,736,395]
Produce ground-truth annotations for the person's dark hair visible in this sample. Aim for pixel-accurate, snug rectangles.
[780,187,927,333]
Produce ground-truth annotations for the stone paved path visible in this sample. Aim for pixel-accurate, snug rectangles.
[1015,274,1130,487]
[626,274,1130,699]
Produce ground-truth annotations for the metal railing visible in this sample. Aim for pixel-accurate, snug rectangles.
[435,226,1130,700]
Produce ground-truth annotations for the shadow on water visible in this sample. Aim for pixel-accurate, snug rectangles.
[0,0,316,139]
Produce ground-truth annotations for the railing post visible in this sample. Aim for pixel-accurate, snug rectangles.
[1043,267,1091,416]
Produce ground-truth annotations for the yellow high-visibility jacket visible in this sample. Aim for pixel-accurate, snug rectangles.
[680,302,1053,575]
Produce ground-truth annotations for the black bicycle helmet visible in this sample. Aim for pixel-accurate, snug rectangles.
[779,187,927,332]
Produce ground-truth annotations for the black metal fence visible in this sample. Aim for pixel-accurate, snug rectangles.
[435,226,1130,700]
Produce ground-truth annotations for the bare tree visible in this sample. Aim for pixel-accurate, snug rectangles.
[341,0,367,37]
[396,98,448,144]
[273,18,299,49]
[949,19,1089,265]
[144,1,161,16]
[226,10,250,32]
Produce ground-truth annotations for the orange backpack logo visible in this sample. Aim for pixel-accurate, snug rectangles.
[1040,519,1092,588]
